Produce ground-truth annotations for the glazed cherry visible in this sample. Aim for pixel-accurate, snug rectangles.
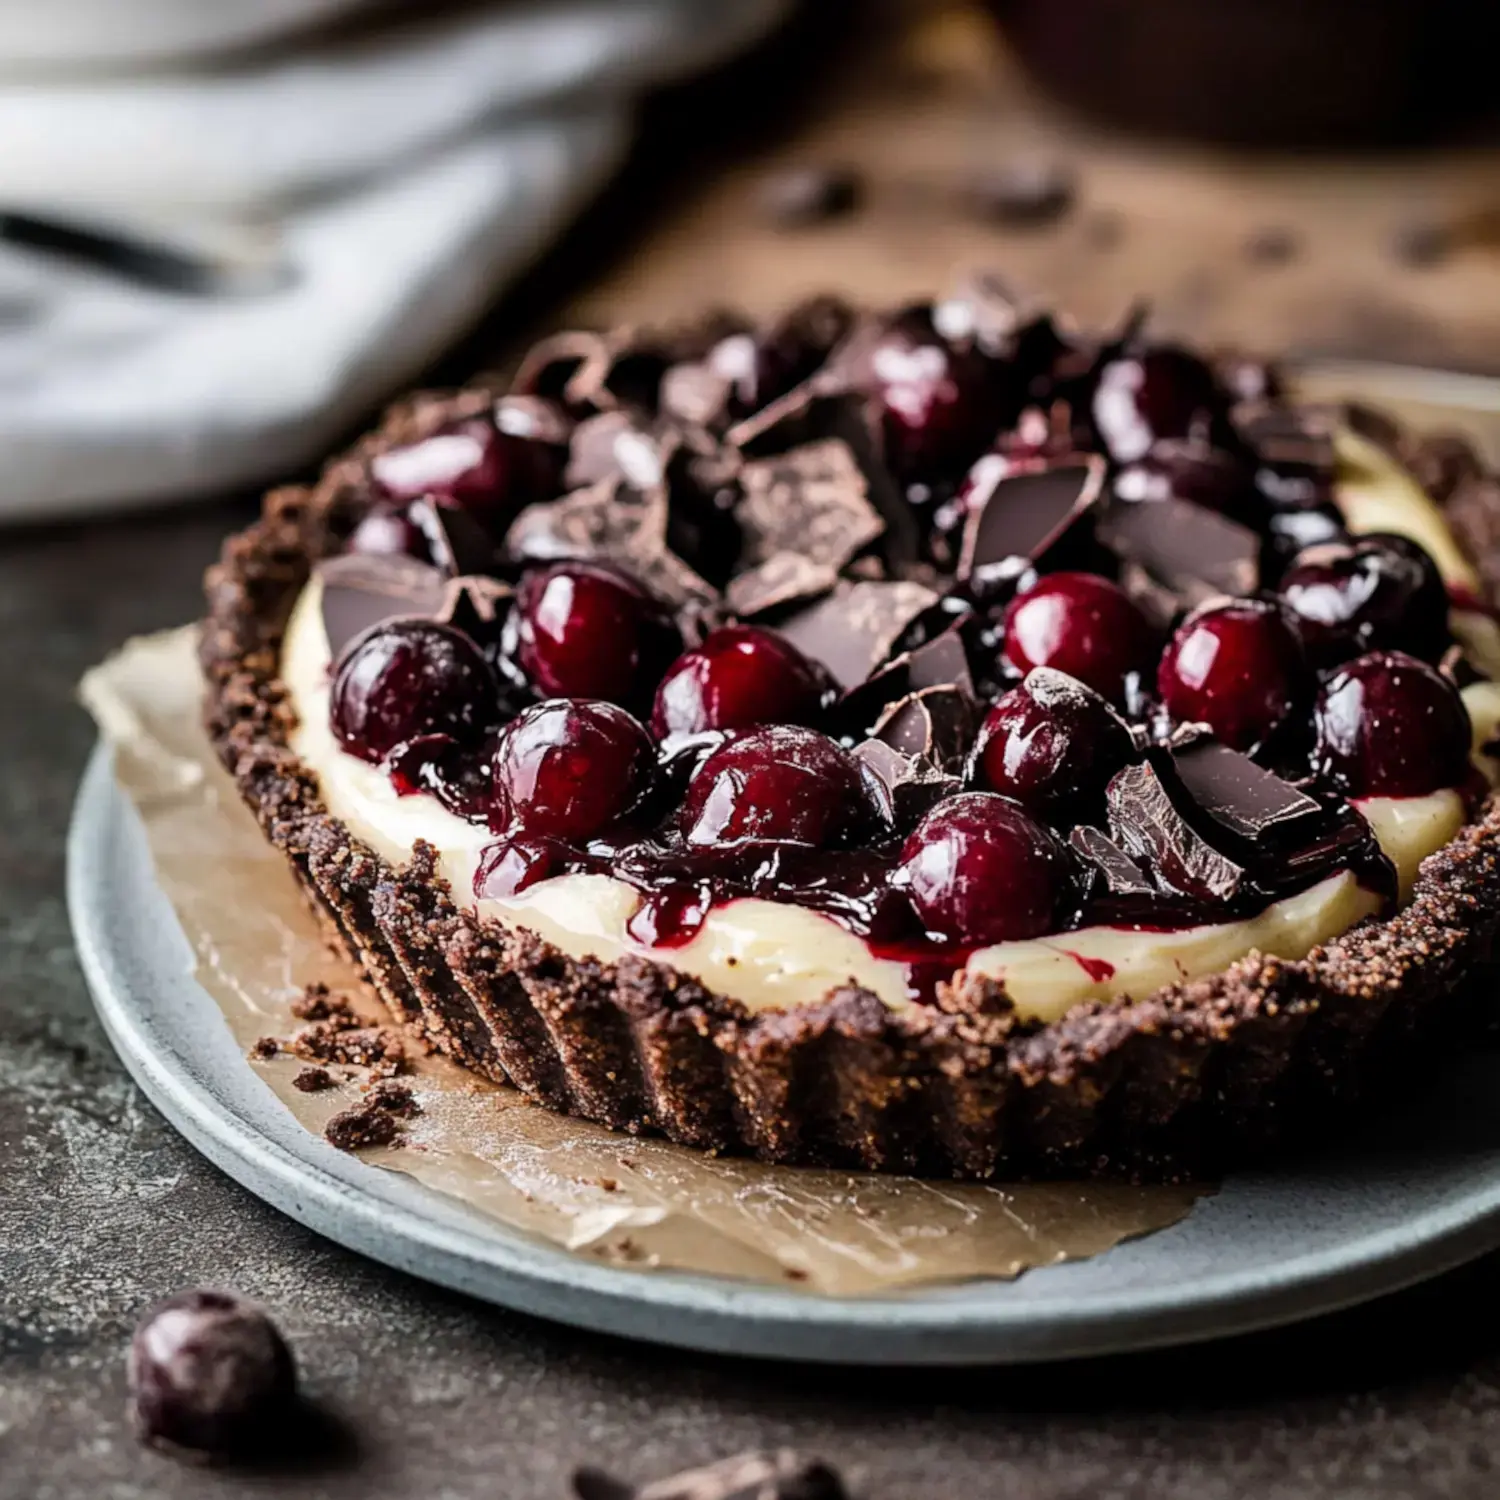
[1157,598,1308,752]
[331,620,497,765]
[371,415,558,520]
[1002,572,1156,704]
[473,833,573,899]
[865,311,999,479]
[344,504,427,559]
[679,726,879,847]
[1278,533,1450,666]
[513,561,680,707]
[897,792,1067,946]
[1091,344,1228,463]
[1313,650,1472,797]
[651,626,830,739]
[490,700,655,841]
[973,667,1136,817]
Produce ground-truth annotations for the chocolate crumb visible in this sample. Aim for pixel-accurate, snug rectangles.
[365,1079,420,1118]
[249,1037,279,1061]
[1243,226,1300,265]
[598,1178,619,1193]
[324,1103,400,1152]
[573,1450,847,1500]
[289,1021,405,1072]
[964,158,1076,227]
[290,982,350,1022]
[291,1066,334,1093]
[1390,219,1453,269]
[759,165,862,228]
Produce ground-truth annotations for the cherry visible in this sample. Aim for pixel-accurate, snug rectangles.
[1313,651,1471,798]
[651,626,831,739]
[1091,344,1229,463]
[370,415,558,520]
[344,504,427,559]
[1278,533,1450,666]
[513,561,680,707]
[897,792,1068,946]
[330,620,497,765]
[474,833,573,899]
[679,726,879,847]
[973,667,1136,816]
[1002,572,1156,704]
[1112,439,1259,524]
[490,700,655,841]
[1156,598,1308,752]
[864,310,1000,479]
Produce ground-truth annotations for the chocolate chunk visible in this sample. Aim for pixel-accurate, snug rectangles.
[871,685,977,770]
[324,1102,400,1151]
[1099,496,1260,612]
[963,158,1076,227]
[836,620,974,740]
[316,553,447,660]
[407,496,497,578]
[958,457,1105,579]
[759,165,862,227]
[1233,402,1337,477]
[1169,741,1323,859]
[565,411,673,491]
[1069,825,1156,897]
[1106,759,1244,905]
[505,474,714,608]
[778,578,940,690]
[737,437,886,574]
[574,1450,848,1500]
[726,552,838,618]
[853,738,960,827]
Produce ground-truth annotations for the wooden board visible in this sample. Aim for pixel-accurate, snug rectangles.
[552,0,1500,370]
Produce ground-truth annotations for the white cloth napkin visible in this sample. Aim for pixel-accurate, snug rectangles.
[0,0,788,520]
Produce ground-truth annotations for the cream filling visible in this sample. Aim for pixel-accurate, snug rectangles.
[283,424,1500,1022]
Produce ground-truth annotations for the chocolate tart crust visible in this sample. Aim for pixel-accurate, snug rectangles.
[201,385,1500,1180]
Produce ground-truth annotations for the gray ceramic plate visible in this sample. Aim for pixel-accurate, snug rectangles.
[68,744,1500,1365]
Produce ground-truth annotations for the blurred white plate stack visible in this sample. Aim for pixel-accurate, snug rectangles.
[0,0,788,519]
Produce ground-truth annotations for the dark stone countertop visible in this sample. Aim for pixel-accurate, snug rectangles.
[5,500,1500,1500]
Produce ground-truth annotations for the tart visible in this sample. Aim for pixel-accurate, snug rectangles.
[203,278,1500,1178]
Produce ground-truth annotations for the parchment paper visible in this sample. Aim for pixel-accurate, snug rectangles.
[79,628,1202,1296]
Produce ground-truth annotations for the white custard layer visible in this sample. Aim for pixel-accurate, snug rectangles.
[284,578,1485,1024]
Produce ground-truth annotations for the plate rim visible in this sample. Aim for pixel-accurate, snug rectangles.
[67,742,1500,1364]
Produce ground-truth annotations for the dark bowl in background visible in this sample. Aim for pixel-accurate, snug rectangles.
[987,0,1500,146]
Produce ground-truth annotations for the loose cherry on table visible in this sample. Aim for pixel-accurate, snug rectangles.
[1277,533,1450,665]
[1313,650,1472,798]
[512,560,681,708]
[1002,571,1157,704]
[678,725,881,848]
[972,666,1137,817]
[490,699,656,840]
[330,620,498,764]
[1156,597,1308,752]
[651,625,831,739]
[897,791,1068,946]
[1089,343,1229,464]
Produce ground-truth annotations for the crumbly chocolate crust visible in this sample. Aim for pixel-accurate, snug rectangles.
[202,384,1500,1179]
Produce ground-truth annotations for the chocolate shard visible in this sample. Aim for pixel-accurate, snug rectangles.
[562,328,671,414]
[407,496,497,578]
[659,359,733,429]
[573,1450,847,1500]
[725,552,838,618]
[854,738,962,828]
[958,456,1105,579]
[510,329,606,403]
[1106,759,1244,905]
[317,553,448,659]
[737,437,885,574]
[1069,825,1157,897]
[1099,495,1260,614]
[871,685,978,771]
[1170,740,1322,854]
[835,620,976,741]
[566,411,675,492]
[777,578,940,691]
[504,474,714,608]
[1232,402,1337,500]
[438,574,511,641]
